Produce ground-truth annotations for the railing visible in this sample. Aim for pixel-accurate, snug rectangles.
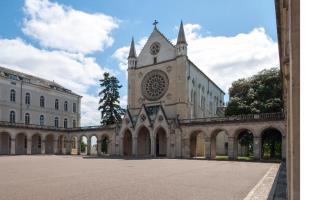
[178,112,284,124]
[0,121,113,131]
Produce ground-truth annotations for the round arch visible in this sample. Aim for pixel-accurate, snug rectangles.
[0,132,11,155]
[45,134,54,154]
[31,133,42,154]
[189,130,206,158]
[16,133,27,155]
[79,135,88,155]
[100,134,110,155]
[209,128,229,159]
[57,135,67,155]
[261,128,283,160]
[234,128,254,160]
[88,135,98,155]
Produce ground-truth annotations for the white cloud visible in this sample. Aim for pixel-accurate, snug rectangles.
[112,37,147,73]
[0,38,104,126]
[114,24,279,96]
[23,0,119,54]
[120,95,128,108]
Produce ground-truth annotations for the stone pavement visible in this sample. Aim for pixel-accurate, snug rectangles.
[0,156,279,200]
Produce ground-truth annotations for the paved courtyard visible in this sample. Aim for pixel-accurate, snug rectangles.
[0,156,278,200]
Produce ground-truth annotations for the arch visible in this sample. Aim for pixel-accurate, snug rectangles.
[0,132,11,155]
[210,128,229,159]
[190,130,206,158]
[71,136,78,155]
[137,126,151,156]
[89,135,97,155]
[234,128,254,160]
[45,134,54,154]
[261,128,283,160]
[123,129,132,156]
[100,134,110,155]
[155,127,167,157]
[57,135,67,154]
[16,133,27,155]
[31,134,42,154]
[80,135,88,155]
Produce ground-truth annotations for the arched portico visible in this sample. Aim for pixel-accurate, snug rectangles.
[31,134,42,154]
[155,127,167,157]
[189,130,206,158]
[0,132,11,155]
[45,134,54,154]
[234,129,254,160]
[89,135,98,155]
[71,136,78,155]
[79,135,88,155]
[58,135,67,154]
[261,128,283,160]
[137,126,151,156]
[210,129,229,159]
[100,134,110,155]
[16,133,27,155]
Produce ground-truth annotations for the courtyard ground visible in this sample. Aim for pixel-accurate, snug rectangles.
[0,156,278,200]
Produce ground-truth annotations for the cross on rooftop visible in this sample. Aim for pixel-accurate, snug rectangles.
[153,20,159,28]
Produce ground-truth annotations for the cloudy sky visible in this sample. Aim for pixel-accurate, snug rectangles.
[0,0,279,126]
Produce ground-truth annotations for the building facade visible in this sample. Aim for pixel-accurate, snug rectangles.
[0,66,81,128]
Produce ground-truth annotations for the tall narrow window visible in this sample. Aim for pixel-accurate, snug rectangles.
[54,117,59,128]
[64,101,68,111]
[55,99,59,110]
[73,103,76,113]
[73,119,76,128]
[40,115,44,126]
[40,96,45,107]
[153,57,157,64]
[25,93,30,105]
[25,113,30,125]
[10,89,16,102]
[64,118,68,128]
[10,111,15,123]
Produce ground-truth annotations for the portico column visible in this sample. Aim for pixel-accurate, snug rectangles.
[253,136,262,160]
[228,137,236,160]
[87,139,91,155]
[97,140,102,156]
[41,138,46,154]
[204,137,211,159]
[10,137,16,155]
[53,139,58,154]
[77,139,81,155]
[27,136,32,155]
[210,136,216,159]
[133,136,137,156]
[150,135,155,156]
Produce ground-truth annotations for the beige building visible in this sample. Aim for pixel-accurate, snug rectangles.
[0,66,81,128]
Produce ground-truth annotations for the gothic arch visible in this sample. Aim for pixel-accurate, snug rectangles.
[137,126,151,156]
[154,126,167,157]
[123,129,133,156]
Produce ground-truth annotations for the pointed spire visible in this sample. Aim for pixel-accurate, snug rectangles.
[177,20,187,45]
[128,37,137,59]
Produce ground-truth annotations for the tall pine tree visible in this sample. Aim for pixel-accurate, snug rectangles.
[98,72,125,125]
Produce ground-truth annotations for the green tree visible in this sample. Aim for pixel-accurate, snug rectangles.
[226,68,283,116]
[98,72,125,125]
[80,141,86,153]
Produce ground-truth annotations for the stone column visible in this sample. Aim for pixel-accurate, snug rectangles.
[228,137,236,160]
[53,139,58,154]
[210,136,216,159]
[150,135,155,156]
[132,136,137,156]
[282,135,286,160]
[253,136,262,160]
[10,138,16,155]
[204,137,211,159]
[77,139,81,155]
[97,140,102,156]
[27,136,32,155]
[41,139,46,154]
[87,139,91,155]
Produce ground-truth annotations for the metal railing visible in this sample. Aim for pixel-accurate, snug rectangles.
[178,112,284,124]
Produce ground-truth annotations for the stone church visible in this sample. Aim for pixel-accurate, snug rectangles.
[119,21,226,157]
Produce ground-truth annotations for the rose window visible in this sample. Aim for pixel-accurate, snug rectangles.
[142,70,169,101]
[150,42,160,55]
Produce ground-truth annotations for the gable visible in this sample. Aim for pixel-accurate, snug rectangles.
[137,29,176,67]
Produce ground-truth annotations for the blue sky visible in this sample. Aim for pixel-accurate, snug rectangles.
[0,0,279,126]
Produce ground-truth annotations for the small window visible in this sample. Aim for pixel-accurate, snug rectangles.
[73,119,76,128]
[64,101,68,111]
[25,113,30,125]
[40,115,44,126]
[25,93,30,105]
[64,118,68,128]
[40,96,45,107]
[10,111,15,123]
[55,99,59,110]
[10,89,16,102]
[73,103,76,113]
[54,117,59,128]
[153,57,157,64]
